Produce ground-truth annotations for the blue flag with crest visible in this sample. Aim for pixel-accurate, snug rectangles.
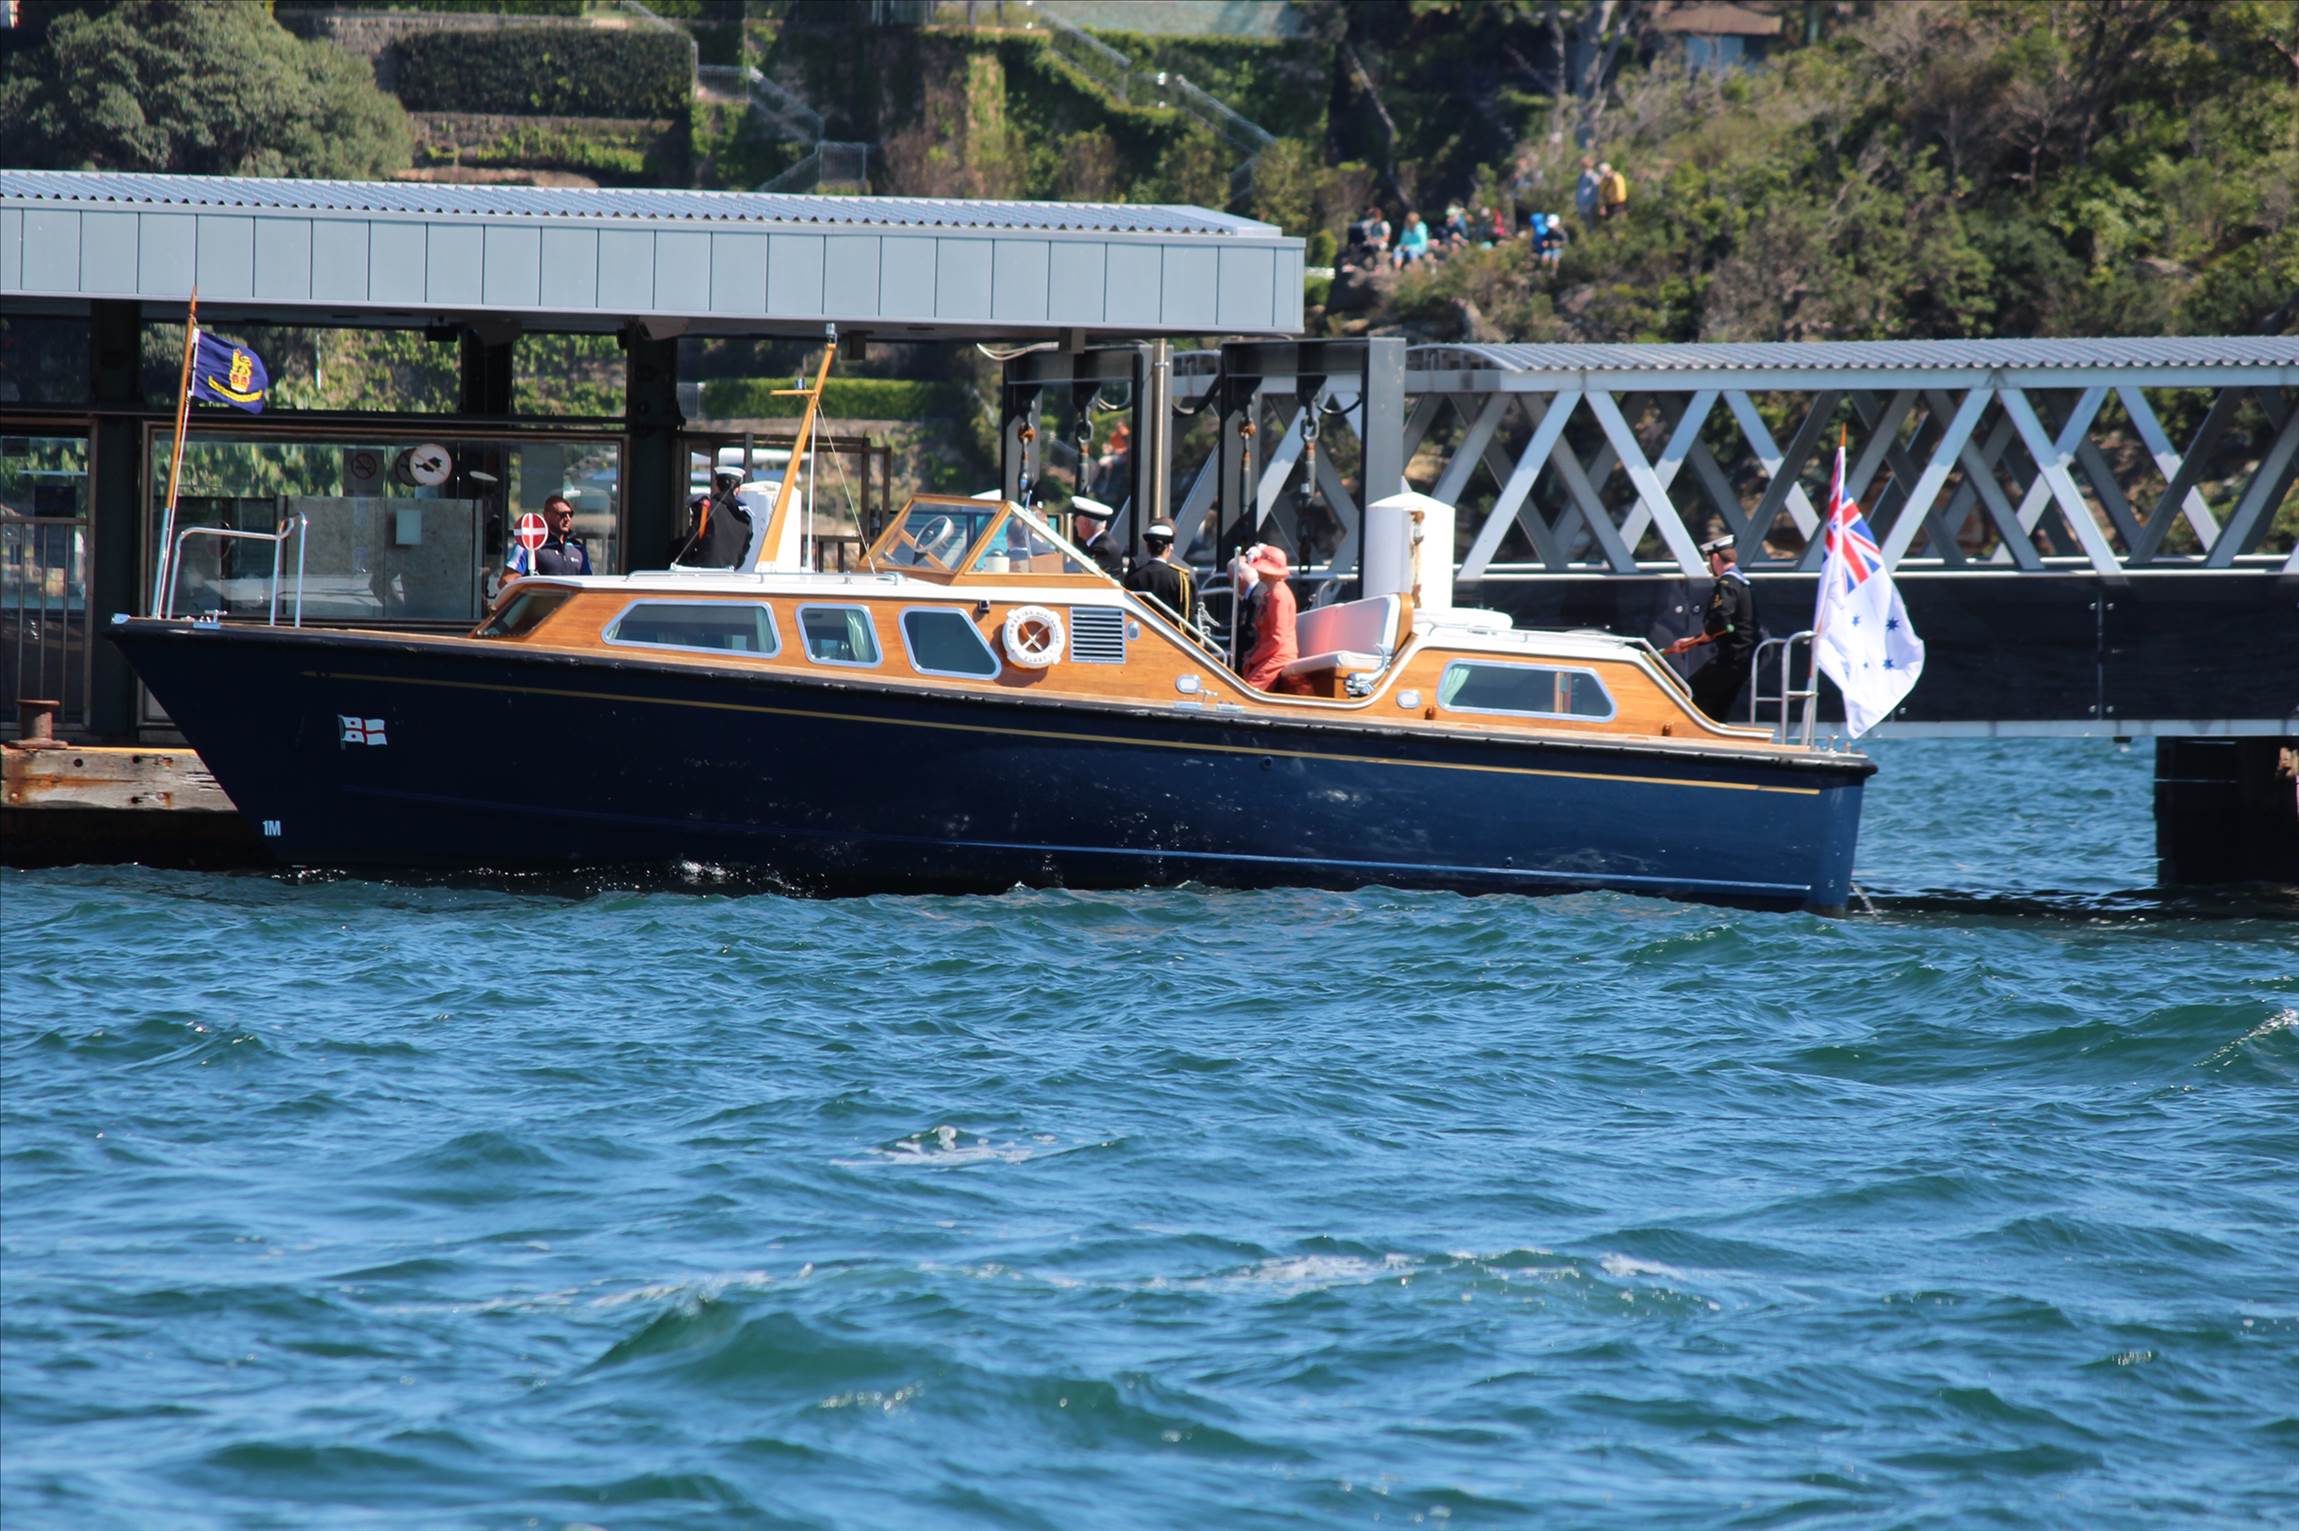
[189,328,269,413]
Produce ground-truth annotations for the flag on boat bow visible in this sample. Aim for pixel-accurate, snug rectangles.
[189,327,270,413]
[1812,441,1923,737]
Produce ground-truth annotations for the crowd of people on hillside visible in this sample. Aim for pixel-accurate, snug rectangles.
[1340,154,1629,280]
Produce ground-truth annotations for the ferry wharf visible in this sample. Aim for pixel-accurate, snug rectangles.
[3,171,2294,885]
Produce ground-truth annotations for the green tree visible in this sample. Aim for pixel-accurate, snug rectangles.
[1249,137,1322,237]
[1159,126,1230,210]
[0,0,411,179]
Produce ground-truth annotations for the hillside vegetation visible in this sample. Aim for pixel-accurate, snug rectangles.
[5,0,2287,355]
[1358,0,2298,344]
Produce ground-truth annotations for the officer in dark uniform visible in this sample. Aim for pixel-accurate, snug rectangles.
[1666,533,1758,720]
[674,471,754,569]
[509,494,592,577]
[1124,519,1195,627]
[1070,497,1125,579]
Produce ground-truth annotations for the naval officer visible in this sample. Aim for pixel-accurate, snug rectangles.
[1666,534,1758,721]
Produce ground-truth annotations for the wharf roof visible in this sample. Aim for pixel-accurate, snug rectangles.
[0,170,1272,237]
[0,170,1304,340]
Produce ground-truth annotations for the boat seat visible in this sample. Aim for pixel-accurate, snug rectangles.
[1279,593,1402,682]
[1278,648,1387,681]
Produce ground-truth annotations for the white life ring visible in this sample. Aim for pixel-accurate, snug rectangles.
[1002,604,1065,668]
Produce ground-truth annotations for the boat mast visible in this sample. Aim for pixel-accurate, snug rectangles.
[751,331,837,572]
[152,290,200,612]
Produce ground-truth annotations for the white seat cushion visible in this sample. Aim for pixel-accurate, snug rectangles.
[1293,594,1401,662]
[1279,648,1385,678]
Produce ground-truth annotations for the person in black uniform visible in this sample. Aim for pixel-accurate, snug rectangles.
[674,471,754,569]
[1124,519,1195,628]
[1070,498,1125,579]
[1666,534,1758,720]
[507,494,592,578]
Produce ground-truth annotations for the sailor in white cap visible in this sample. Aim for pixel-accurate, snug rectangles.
[1069,496,1125,579]
[1665,533,1759,720]
[1124,518,1195,627]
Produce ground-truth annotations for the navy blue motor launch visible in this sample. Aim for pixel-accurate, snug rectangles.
[110,492,1875,913]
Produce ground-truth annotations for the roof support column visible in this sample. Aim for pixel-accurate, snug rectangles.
[1357,337,1405,579]
[1214,373,1262,566]
[1001,383,1043,509]
[622,329,683,572]
[1134,341,1170,553]
[460,329,515,417]
[88,299,144,736]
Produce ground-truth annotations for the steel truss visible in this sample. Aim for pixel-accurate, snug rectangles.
[1164,339,2299,582]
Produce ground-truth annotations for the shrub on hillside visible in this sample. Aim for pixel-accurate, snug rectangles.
[0,0,411,178]
[391,25,692,120]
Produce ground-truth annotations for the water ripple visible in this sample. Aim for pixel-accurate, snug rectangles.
[3,739,2295,1528]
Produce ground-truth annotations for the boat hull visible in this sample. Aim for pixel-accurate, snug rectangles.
[112,620,1872,912]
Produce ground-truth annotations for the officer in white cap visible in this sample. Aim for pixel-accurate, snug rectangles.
[1124,519,1195,626]
[1069,496,1125,579]
[1666,533,1758,720]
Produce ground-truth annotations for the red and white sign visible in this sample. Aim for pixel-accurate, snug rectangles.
[515,512,549,551]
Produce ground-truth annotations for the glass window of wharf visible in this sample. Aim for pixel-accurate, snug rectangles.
[119,321,629,732]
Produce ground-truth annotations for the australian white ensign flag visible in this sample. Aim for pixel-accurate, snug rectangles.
[1813,443,1924,737]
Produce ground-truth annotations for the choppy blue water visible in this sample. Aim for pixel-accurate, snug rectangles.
[3,738,2294,1530]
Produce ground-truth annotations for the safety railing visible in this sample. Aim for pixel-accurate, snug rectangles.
[1014,0,1273,196]
[1,515,91,733]
[164,516,308,628]
[759,141,871,193]
[1752,630,1819,747]
[702,62,827,143]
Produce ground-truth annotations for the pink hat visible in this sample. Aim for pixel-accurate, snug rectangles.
[1247,545,1292,578]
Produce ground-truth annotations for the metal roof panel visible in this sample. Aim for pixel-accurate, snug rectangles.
[0,170,1269,237]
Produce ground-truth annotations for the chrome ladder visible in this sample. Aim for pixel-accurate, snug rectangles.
[1751,630,1820,747]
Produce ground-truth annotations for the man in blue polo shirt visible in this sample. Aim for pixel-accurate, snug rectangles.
[507,494,592,578]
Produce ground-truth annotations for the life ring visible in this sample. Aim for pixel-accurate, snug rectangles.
[1002,604,1065,668]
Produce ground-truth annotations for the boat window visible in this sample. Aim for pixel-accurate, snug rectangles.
[797,604,881,666]
[875,503,1003,573]
[1438,661,1616,720]
[475,588,573,639]
[900,607,1001,678]
[604,600,780,655]
[963,512,1093,577]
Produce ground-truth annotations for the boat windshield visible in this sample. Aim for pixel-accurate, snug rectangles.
[961,506,1094,577]
[872,501,1005,574]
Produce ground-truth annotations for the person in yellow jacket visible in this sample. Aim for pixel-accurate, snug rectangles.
[1597,161,1629,221]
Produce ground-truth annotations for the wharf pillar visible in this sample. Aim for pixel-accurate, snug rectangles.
[458,329,515,416]
[2154,737,2299,885]
[87,299,144,738]
[996,346,1154,545]
[1206,337,1405,574]
[623,330,684,566]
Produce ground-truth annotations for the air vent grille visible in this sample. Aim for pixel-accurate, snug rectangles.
[1068,606,1127,664]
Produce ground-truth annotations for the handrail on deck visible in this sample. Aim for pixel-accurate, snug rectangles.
[1752,630,1819,747]
[164,515,307,628]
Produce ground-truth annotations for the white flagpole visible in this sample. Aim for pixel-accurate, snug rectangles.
[1807,430,1846,734]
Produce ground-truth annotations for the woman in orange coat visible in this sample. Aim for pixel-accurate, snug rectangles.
[1239,544,1299,691]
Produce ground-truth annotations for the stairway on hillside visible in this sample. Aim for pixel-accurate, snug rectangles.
[1010,0,1278,201]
